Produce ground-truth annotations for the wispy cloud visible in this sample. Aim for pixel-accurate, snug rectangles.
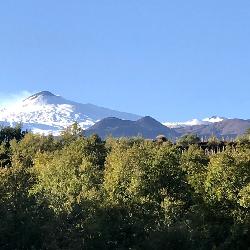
[0,90,33,108]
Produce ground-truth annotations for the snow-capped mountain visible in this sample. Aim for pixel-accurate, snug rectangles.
[0,91,141,135]
[163,116,226,128]
[1,90,245,139]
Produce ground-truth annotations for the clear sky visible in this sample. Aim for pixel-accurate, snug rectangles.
[0,0,249,121]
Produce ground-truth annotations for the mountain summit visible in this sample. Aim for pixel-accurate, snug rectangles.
[22,91,65,106]
[25,91,56,100]
[0,91,141,135]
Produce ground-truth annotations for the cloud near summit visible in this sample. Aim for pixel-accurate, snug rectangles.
[0,90,33,108]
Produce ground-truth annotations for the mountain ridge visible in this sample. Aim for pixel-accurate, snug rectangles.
[86,116,250,139]
[86,116,178,139]
[175,118,250,139]
[0,91,249,138]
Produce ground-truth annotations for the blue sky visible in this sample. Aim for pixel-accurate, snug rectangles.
[0,0,249,121]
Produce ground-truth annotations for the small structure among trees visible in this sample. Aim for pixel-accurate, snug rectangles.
[156,134,168,143]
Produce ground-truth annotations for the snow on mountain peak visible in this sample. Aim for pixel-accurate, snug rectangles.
[0,91,91,135]
[22,91,65,106]
[0,91,141,135]
[163,116,226,128]
[202,116,225,123]
[26,91,56,98]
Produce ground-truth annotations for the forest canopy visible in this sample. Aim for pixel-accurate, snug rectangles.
[0,125,249,250]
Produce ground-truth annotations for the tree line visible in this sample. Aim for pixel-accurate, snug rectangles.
[0,124,249,249]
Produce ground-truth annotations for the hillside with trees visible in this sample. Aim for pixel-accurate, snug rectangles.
[0,124,249,249]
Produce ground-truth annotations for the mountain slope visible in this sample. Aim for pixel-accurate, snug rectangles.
[86,116,250,139]
[0,91,141,135]
[86,116,178,139]
[175,118,250,138]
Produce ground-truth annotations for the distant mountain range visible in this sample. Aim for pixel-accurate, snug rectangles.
[0,91,249,139]
[174,118,250,139]
[86,116,250,139]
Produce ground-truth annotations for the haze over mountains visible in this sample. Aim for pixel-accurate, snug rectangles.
[0,91,249,139]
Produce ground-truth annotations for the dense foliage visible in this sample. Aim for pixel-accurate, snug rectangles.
[0,125,249,249]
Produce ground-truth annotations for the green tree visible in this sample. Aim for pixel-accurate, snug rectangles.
[103,139,189,248]
[177,134,201,148]
[30,136,107,249]
[32,137,104,214]
[60,122,84,145]
[0,124,26,146]
[0,125,27,169]
[181,145,209,195]
[10,132,60,168]
[0,163,54,249]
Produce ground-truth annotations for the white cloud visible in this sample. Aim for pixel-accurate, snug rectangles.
[0,90,33,108]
